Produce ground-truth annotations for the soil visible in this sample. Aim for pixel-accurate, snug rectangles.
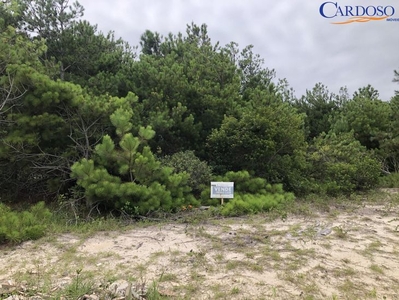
[1,194,399,299]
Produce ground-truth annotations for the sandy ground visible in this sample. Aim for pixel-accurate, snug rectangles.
[1,196,399,299]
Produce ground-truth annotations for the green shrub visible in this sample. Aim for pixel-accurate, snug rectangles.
[378,172,399,188]
[0,201,52,244]
[307,132,381,195]
[200,171,295,216]
[71,108,198,215]
[206,101,308,193]
[160,150,213,196]
[220,193,294,216]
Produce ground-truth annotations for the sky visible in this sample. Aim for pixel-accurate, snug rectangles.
[78,0,399,101]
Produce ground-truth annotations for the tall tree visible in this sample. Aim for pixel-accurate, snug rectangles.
[140,30,162,56]
[0,0,24,28]
[293,83,341,141]
[236,45,276,99]
[0,22,47,116]
[59,20,136,96]
[132,23,241,156]
[0,17,138,201]
[380,94,399,172]
[380,71,399,172]
[353,84,379,100]
[223,42,276,100]
[331,85,391,150]
[17,0,136,96]
[18,0,84,79]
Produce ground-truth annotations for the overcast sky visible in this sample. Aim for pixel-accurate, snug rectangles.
[78,0,399,101]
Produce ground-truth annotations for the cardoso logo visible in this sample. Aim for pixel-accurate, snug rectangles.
[319,2,399,24]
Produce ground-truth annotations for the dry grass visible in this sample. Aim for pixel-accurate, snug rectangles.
[1,191,399,299]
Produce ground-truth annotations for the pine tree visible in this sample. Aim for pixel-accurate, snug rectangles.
[71,108,197,214]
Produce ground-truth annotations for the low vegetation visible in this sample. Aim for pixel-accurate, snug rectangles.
[1,190,399,299]
[0,202,52,244]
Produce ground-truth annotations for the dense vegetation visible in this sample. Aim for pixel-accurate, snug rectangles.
[1,0,399,242]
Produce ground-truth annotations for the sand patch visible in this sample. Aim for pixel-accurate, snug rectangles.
[1,201,399,299]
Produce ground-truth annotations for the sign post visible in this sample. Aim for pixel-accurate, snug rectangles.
[210,182,234,205]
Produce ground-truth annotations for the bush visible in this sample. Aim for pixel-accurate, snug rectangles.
[160,150,212,196]
[378,172,399,188]
[200,171,295,216]
[220,193,294,216]
[307,132,381,195]
[0,201,52,244]
[206,101,307,192]
[71,108,198,215]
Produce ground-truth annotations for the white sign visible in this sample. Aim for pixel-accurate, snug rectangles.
[210,182,234,199]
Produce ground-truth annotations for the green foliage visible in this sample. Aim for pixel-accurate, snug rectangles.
[378,172,399,188]
[19,0,84,39]
[54,269,94,299]
[2,9,398,210]
[200,171,294,216]
[18,0,84,79]
[71,108,198,215]
[293,83,343,141]
[379,94,399,172]
[0,18,81,199]
[206,93,307,192]
[146,281,164,300]
[132,23,242,155]
[16,0,135,96]
[234,44,277,100]
[0,19,138,201]
[140,29,162,56]
[331,86,391,150]
[58,20,136,96]
[0,73,85,199]
[0,201,52,244]
[0,1,25,28]
[307,132,381,195]
[0,21,48,114]
[161,151,213,196]
[213,170,285,195]
[220,193,294,217]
